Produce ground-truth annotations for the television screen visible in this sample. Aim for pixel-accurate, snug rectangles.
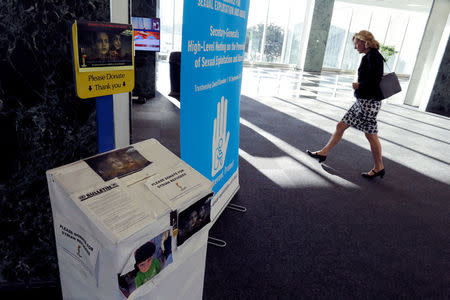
[132,17,160,52]
[76,21,133,70]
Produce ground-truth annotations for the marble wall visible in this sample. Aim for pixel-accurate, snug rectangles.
[304,0,335,72]
[426,37,450,117]
[0,0,108,288]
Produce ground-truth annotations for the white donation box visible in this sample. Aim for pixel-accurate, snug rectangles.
[46,139,214,300]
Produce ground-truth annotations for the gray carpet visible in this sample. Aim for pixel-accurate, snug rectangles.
[132,86,450,299]
[203,95,450,299]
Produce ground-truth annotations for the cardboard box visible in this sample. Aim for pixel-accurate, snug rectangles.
[46,139,213,300]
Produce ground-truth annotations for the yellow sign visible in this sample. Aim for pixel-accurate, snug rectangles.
[72,21,135,99]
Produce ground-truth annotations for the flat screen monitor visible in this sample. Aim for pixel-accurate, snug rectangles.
[76,21,133,70]
[131,17,160,52]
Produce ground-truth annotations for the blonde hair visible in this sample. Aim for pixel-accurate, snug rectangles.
[353,30,380,50]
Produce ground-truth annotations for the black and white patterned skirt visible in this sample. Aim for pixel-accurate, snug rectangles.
[341,98,381,134]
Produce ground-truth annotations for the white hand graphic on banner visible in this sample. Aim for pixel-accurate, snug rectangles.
[212,96,230,177]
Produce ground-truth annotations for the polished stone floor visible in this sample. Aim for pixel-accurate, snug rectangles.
[240,66,409,106]
[155,61,409,106]
[237,66,450,185]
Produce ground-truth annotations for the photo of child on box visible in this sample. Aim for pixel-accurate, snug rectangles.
[118,230,172,298]
[134,241,161,288]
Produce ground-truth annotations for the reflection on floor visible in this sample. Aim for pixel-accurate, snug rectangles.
[238,67,450,184]
[132,62,450,299]
[241,66,409,105]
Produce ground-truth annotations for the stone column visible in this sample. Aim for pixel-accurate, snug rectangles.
[0,0,109,288]
[404,0,450,110]
[303,0,335,72]
[426,36,450,117]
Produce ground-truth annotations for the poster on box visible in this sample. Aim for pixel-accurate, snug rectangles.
[76,181,155,240]
[84,146,151,181]
[145,165,203,203]
[76,21,133,70]
[177,193,213,246]
[54,215,100,284]
[118,230,173,298]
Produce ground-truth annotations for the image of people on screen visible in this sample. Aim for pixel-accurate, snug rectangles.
[84,146,151,181]
[110,33,132,61]
[77,22,133,68]
[94,31,110,61]
[110,33,121,59]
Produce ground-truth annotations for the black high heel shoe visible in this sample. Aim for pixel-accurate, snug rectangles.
[361,169,385,179]
[306,150,327,163]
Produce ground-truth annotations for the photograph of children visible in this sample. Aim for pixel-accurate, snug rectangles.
[118,230,173,298]
[76,21,133,69]
[84,146,151,181]
[177,193,213,246]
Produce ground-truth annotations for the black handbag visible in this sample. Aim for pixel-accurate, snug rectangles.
[380,61,401,99]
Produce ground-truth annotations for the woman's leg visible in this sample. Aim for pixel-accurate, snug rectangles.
[365,133,384,172]
[316,121,350,156]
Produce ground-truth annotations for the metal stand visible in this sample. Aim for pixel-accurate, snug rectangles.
[208,237,227,247]
[226,203,247,212]
[208,202,247,248]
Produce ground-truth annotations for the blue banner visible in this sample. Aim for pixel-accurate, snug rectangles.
[181,1,249,211]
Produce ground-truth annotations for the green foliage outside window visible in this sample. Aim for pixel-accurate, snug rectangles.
[380,45,397,62]
[246,23,284,62]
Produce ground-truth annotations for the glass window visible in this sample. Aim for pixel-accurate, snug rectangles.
[323,2,352,69]
[395,12,427,74]
[261,0,290,63]
[245,0,269,62]
[158,0,182,53]
[245,0,309,65]
[159,0,174,54]
[323,1,430,77]
[368,7,390,46]
[172,0,183,51]
[341,6,371,71]
[283,0,308,65]
[383,12,408,71]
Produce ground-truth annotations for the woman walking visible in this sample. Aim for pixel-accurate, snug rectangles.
[307,30,385,179]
